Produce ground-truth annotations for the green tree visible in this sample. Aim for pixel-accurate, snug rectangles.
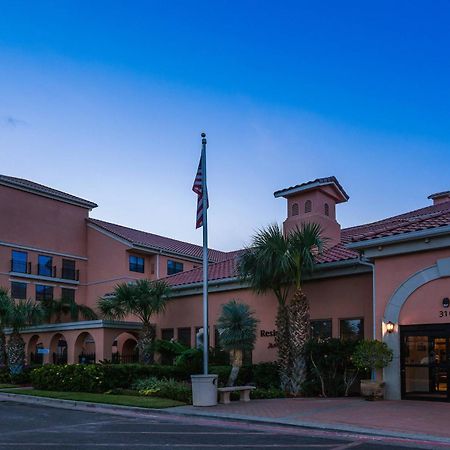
[42,296,97,323]
[98,279,170,364]
[0,288,13,366]
[7,299,44,373]
[238,223,324,393]
[217,300,258,386]
[238,224,294,391]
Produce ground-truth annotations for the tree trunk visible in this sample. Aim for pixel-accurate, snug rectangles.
[7,332,25,374]
[0,332,7,367]
[138,324,154,364]
[227,349,243,387]
[275,302,291,392]
[288,288,310,395]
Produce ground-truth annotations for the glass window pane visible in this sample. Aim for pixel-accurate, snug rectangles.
[11,282,27,300]
[61,288,75,302]
[161,328,174,341]
[177,327,191,347]
[11,250,27,273]
[167,260,183,275]
[340,319,364,341]
[129,255,144,273]
[38,255,53,277]
[36,284,53,302]
[62,259,76,280]
[311,319,332,339]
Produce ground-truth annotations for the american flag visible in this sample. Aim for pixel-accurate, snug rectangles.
[192,152,208,228]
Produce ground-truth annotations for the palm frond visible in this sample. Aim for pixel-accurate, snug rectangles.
[217,300,258,352]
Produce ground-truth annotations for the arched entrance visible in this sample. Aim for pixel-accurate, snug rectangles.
[27,335,43,365]
[383,257,450,400]
[111,332,138,364]
[49,333,68,365]
[75,332,96,364]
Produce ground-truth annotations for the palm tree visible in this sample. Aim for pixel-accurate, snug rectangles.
[287,223,324,394]
[0,288,13,366]
[217,300,258,387]
[42,297,97,323]
[7,299,43,373]
[238,224,294,391]
[238,223,324,393]
[98,279,170,364]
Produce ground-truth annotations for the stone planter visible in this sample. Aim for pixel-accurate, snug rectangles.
[360,379,385,400]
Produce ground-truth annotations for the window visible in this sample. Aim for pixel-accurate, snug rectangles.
[61,288,75,302]
[35,284,53,302]
[161,328,174,341]
[167,260,183,275]
[305,200,312,213]
[340,318,364,341]
[177,327,191,347]
[62,259,76,280]
[324,203,330,216]
[292,203,299,216]
[11,282,27,300]
[311,319,332,339]
[129,255,145,273]
[38,255,53,277]
[11,250,28,273]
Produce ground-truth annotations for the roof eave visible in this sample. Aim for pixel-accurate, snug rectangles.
[0,179,98,210]
[347,224,450,250]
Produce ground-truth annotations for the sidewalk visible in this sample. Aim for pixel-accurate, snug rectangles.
[169,397,450,443]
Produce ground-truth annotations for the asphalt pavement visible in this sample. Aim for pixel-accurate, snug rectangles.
[0,401,441,449]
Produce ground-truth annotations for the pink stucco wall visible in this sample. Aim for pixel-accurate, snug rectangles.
[155,273,372,363]
[374,248,450,339]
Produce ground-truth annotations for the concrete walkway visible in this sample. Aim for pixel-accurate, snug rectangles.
[169,397,450,443]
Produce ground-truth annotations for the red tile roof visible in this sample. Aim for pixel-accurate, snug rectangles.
[167,200,450,287]
[0,175,98,209]
[88,218,229,263]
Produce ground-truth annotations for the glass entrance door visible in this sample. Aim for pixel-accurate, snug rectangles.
[401,325,450,401]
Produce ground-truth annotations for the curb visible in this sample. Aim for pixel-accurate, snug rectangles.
[2,392,450,448]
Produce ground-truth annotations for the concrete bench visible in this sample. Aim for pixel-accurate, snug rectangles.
[218,386,256,404]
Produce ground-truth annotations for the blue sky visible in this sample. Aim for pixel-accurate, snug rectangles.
[1,1,450,250]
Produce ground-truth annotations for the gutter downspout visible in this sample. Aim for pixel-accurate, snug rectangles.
[156,251,161,279]
[358,256,376,380]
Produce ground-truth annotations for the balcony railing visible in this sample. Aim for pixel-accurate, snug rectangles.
[10,260,79,281]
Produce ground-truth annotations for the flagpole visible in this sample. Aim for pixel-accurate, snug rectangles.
[201,132,209,375]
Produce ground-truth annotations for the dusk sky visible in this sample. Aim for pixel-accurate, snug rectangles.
[1,1,450,251]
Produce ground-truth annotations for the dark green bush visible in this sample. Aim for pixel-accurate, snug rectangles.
[30,361,281,393]
[31,364,194,392]
[133,377,192,403]
[0,365,35,385]
[303,338,363,397]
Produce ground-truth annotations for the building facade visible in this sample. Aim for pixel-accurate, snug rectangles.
[1,174,450,401]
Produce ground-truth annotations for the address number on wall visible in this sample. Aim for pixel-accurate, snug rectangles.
[439,310,449,317]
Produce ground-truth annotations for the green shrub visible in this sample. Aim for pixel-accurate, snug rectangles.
[133,377,191,403]
[303,338,360,397]
[250,388,285,399]
[353,340,393,372]
[30,361,281,393]
[31,364,195,392]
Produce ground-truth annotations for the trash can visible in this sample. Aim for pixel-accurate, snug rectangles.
[191,374,218,406]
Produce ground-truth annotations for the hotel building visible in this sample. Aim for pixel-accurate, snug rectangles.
[1,174,450,401]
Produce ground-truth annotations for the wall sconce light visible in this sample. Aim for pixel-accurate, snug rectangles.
[386,321,395,334]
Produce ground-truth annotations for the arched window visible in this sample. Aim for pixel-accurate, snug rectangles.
[305,200,312,213]
[292,203,299,216]
[324,203,330,216]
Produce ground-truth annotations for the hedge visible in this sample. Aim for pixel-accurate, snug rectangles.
[30,362,280,393]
